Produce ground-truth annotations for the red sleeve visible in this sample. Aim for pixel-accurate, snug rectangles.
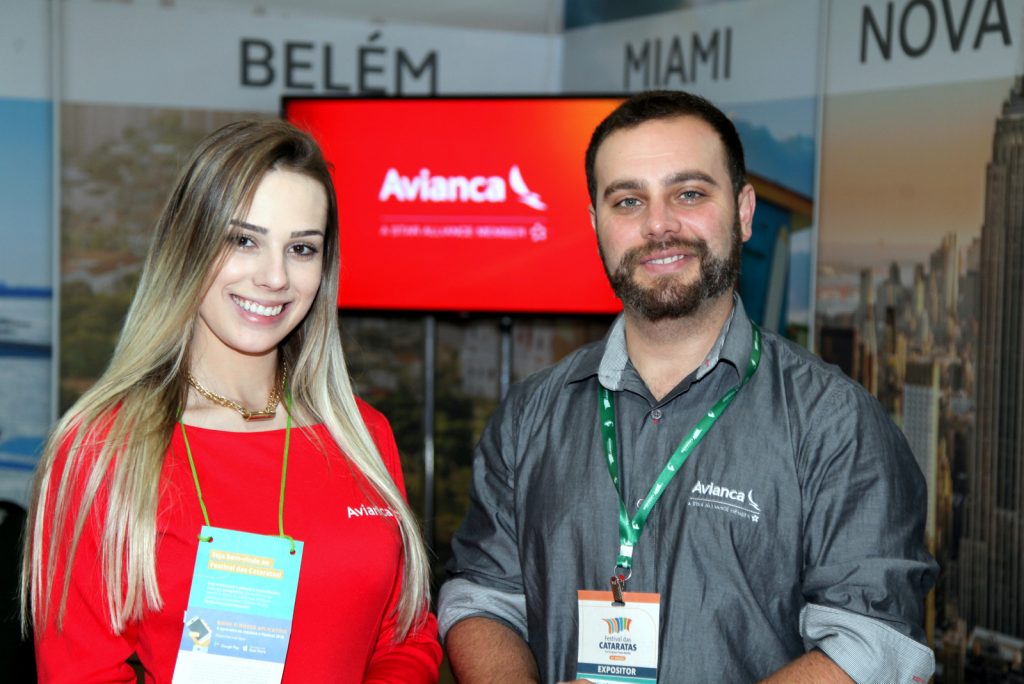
[34,431,140,683]
[357,400,442,684]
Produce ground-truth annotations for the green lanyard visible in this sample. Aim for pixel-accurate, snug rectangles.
[600,324,761,584]
[178,391,297,554]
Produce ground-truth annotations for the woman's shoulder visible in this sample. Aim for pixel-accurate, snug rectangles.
[350,397,402,472]
[353,396,392,435]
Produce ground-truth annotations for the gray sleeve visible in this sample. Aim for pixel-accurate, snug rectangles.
[437,578,529,643]
[797,382,938,679]
[439,389,529,636]
[801,603,934,683]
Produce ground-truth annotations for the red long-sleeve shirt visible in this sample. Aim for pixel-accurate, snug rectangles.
[35,401,441,683]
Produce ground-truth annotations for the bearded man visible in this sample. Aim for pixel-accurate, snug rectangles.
[438,90,937,684]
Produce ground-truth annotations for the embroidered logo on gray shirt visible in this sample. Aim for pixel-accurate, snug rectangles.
[688,480,762,523]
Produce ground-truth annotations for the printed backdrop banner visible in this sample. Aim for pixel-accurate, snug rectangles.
[0,0,49,99]
[561,0,822,102]
[827,0,1023,94]
[813,0,1024,675]
[0,1,52,506]
[62,1,561,109]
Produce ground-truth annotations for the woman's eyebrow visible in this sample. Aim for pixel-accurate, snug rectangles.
[229,219,267,234]
[230,220,323,238]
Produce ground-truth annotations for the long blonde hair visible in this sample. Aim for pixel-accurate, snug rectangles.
[23,119,430,638]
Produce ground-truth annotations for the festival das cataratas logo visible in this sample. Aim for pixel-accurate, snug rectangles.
[598,617,639,655]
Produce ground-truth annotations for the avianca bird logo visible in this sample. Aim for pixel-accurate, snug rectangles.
[508,165,547,210]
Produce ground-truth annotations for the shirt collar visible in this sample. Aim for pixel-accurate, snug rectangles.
[567,294,754,392]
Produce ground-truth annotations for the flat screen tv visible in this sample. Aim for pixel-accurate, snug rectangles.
[283,96,624,314]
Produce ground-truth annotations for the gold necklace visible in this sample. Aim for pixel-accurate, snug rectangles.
[186,362,288,421]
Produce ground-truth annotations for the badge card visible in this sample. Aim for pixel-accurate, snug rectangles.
[576,590,660,684]
[172,526,303,684]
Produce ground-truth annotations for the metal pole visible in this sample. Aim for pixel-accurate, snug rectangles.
[50,0,63,422]
[422,315,436,549]
[499,316,512,400]
[807,0,832,353]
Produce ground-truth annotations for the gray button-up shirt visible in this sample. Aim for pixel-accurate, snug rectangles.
[440,298,937,683]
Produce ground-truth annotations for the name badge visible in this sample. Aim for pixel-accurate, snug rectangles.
[576,589,659,684]
[172,526,304,684]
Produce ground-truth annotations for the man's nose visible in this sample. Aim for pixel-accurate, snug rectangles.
[644,200,681,240]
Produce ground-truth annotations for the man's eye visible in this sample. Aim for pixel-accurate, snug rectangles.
[616,197,642,208]
[680,190,704,202]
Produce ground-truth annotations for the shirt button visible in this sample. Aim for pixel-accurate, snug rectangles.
[651,408,663,422]
[635,498,644,510]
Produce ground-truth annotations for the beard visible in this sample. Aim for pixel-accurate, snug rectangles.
[600,215,743,322]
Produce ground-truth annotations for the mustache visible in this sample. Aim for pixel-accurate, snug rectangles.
[617,238,710,271]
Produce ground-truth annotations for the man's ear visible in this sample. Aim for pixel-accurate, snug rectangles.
[737,183,755,243]
[589,204,597,232]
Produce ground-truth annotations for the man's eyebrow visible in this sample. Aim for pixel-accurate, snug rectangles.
[601,171,720,201]
[602,179,645,201]
[664,171,718,187]
[229,220,324,238]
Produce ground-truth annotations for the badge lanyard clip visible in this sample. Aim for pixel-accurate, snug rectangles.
[610,545,632,605]
[610,572,627,605]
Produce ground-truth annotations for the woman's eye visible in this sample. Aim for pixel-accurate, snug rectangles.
[291,243,320,257]
[230,233,256,248]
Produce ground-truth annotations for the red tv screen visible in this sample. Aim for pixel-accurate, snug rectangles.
[284,97,624,314]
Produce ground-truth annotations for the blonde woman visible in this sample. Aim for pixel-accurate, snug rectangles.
[24,120,440,682]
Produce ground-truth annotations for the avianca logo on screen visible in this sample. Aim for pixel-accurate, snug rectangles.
[378,166,547,211]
